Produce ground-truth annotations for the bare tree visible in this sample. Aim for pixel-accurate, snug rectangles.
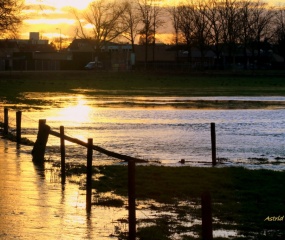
[177,3,196,64]
[204,0,274,69]
[0,0,25,38]
[218,0,244,67]
[151,1,165,61]
[204,0,225,68]
[121,0,141,53]
[72,0,128,51]
[168,4,183,61]
[137,0,154,66]
[168,5,180,46]
[273,7,285,64]
[137,0,164,66]
[249,1,275,68]
[191,0,211,69]
[239,0,257,69]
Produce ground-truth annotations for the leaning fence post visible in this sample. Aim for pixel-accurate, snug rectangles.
[16,111,22,143]
[211,122,216,166]
[32,119,50,163]
[86,138,93,212]
[201,192,213,240]
[128,159,136,240]
[4,107,8,135]
[60,126,66,184]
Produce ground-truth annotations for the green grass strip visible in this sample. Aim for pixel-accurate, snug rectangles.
[91,165,285,239]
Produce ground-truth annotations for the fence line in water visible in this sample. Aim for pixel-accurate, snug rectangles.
[0,107,217,240]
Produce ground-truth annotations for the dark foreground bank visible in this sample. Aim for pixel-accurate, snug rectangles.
[72,165,285,240]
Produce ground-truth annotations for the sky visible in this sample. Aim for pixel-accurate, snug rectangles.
[22,0,94,41]
[21,0,285,45]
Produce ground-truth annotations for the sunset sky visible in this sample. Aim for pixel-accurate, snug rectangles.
[21,0,285,45]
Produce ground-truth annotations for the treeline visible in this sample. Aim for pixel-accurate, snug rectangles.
[1,0,285,68]
[72,0,285,68]
[168,0,285,68]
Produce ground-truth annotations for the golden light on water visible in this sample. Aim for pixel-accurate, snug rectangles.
[48,96,92,124]
[59,100,90,123]
[44,96,93,145]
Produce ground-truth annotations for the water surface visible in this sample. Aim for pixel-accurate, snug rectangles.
[1,94,285,170]
[1,94,285,239]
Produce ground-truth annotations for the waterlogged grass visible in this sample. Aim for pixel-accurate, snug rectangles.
[1,71,285,110]
[1,71,285,108]
[89,165,285,239]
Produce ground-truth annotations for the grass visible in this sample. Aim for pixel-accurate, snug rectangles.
[1,71,285,96]
[1,71,285,109]
[88,165,285,239]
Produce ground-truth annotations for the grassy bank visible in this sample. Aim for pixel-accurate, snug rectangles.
[1,71,285,109]
[81,165,285,240]
[1,71,285,97]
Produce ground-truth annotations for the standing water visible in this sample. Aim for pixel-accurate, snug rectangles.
[1,94,285,239]
[0,139,130,239]
[1,94,285,169]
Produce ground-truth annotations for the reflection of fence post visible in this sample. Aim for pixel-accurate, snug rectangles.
[211,123,216,166]
[201,192,213,240]
[32,119,50,163]
[16,111,22,143]
[128,159,136,240]
[60,126,66,184]
[4,107,8,135]
[86,138,93,212]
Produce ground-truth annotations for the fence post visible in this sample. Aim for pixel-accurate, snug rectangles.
[201,192,213,240]
[16,111,22,143]
[32,119,50,163]
[4,107,8,135]
[86,138,93,212]
[128,159,136,240]
[60,126,66,184]
[211,122,216,166]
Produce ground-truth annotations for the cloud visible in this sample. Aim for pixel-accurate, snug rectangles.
[24,18,76,25]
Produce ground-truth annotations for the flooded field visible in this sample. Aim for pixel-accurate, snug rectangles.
[1,94,285,170]
[1,93,285,239]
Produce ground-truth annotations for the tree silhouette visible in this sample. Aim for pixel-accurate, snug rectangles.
[72,0,128,52]
[0,0,24,38]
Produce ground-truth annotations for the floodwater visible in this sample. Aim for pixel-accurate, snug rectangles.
[1,94,285,239]
[1,94,285,170]
[0,139,133,239]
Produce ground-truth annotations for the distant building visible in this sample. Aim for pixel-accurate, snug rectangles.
[0,34,284,71]
[67,39,134,70]
[0,32,57,70]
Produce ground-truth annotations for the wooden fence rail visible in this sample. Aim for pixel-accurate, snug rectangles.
[49,129,148,163]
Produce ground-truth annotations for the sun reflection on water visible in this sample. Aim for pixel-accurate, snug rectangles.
[48,96,92,125]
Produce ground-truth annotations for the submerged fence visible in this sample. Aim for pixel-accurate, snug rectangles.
[1,107,218,240]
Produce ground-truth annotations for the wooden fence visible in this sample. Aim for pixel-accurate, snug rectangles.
[1,107,217,165]
[31,118,140,239]
[1,107,215,240]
